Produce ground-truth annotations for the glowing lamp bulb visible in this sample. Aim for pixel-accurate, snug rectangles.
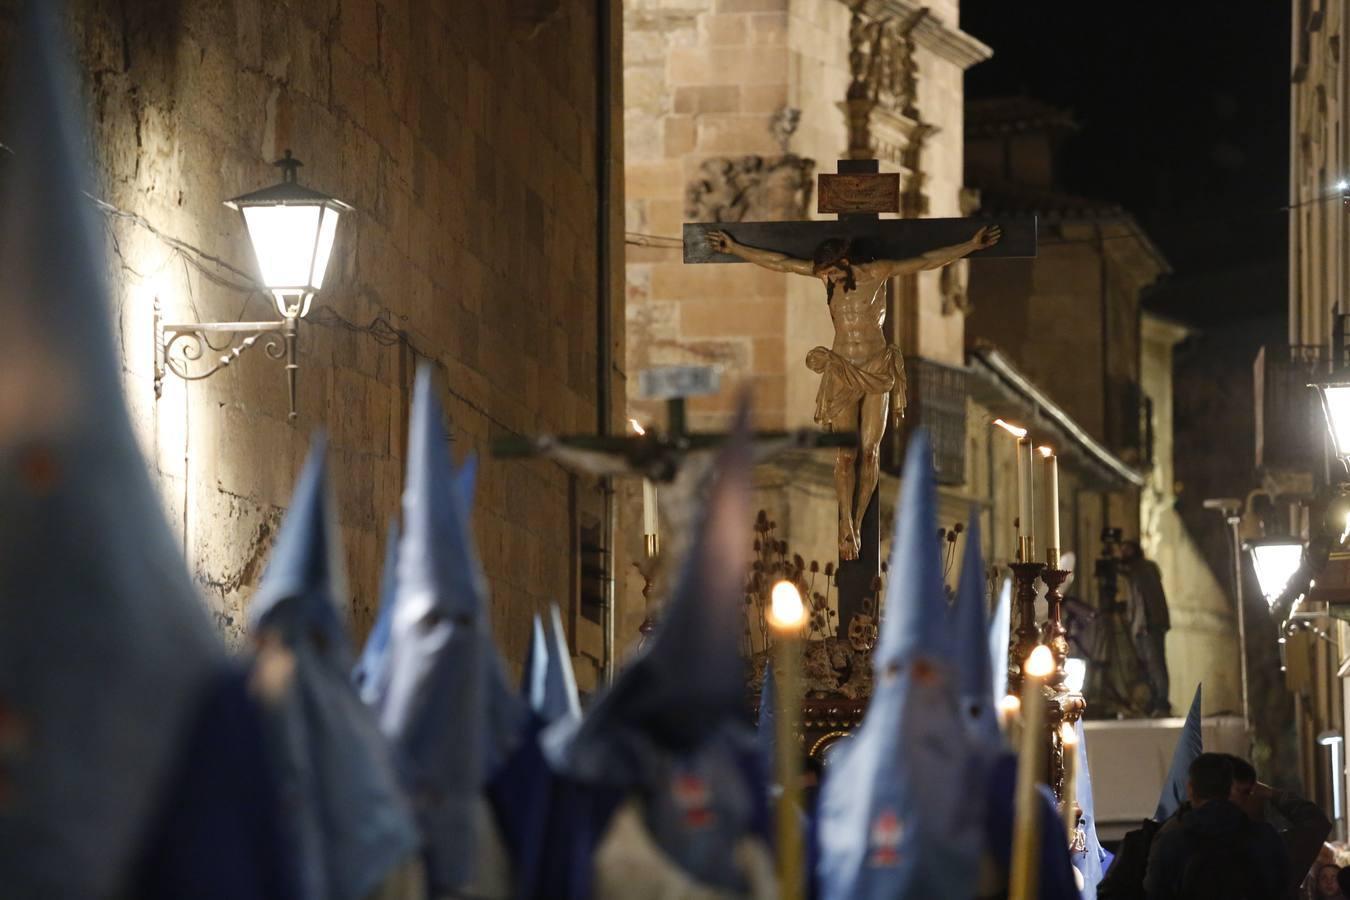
[1025,644,1055,678]
[770,580,805,630]
[1060,721,1077,746]
[994,418,1028,438]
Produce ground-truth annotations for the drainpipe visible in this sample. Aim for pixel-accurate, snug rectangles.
[595,0,617,683]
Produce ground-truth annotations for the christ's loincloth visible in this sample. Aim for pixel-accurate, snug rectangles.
[805,345,906,431]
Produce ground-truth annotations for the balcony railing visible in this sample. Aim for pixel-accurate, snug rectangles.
[891,356,968,485]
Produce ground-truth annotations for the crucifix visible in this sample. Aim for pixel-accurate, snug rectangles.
[682,159,1037,630]
[491,365,857,636]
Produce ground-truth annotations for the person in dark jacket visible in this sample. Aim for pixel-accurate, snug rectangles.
[1143,753,1287,900]
[1224,754,1331,899]
[1119,540,1171,717]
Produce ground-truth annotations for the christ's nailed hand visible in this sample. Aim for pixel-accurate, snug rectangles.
[707,230,736,253]
[972,225,1002,249]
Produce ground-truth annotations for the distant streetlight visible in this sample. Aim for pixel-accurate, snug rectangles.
[1319,730,1346,841]
[1245,537,1306,608]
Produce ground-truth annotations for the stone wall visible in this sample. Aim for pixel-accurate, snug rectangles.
[3,0,625,683]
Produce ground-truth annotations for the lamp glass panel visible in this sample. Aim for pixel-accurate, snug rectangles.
[1322,385,1350,459]
[1250,542,1304,605]
[310,206,341,290]
[241,204,322,291]
[1064,657,1087,694]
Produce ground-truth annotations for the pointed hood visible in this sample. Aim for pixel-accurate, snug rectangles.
[545,395,754,782]
[250,435,348,656]
[816,431,980,900]
[0,4,221,893]
[353,518,400,706]
[875,431,951,669]
[990,575,1012,704]
[525,605,581,724]
[954,511,1000,746]
[250,437,419,899]
[1072,719,1108,899]
[379,365,525,893]
[1153,684,1202,822]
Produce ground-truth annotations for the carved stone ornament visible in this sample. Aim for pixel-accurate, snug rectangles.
[685,154,816,223]
[843,3,930,159]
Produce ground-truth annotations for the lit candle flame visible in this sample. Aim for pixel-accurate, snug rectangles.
[1060,721,1077,745]
[1025,644,1054,678]
[994,418,1028,438]
[628,418,646,436]
[999,694,1022,716]
[1038,445,1054,458]
[769,580,806,630]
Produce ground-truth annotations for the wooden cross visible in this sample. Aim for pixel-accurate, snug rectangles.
[682,159,1037,631]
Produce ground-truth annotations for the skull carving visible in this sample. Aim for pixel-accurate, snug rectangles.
[847,612,878,653]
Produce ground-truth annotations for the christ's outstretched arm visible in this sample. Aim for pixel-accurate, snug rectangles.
[707,230,815,276]
[867,225,1003,279]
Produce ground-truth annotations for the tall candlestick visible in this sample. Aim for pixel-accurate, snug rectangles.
[769,581,806,900]
[1039,447,1060,568]
[1060,721,1079,842]
[1010,644,1054,900]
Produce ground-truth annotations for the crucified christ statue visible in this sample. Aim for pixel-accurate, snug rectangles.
[705,225,1002,560]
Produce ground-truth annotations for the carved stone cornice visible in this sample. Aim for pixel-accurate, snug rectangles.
[849,0,993,71]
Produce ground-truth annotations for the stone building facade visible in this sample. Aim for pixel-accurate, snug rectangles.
[1,0,627,688]
[963,97,1241,716]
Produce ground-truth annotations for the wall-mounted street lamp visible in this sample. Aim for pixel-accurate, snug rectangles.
[1311,381,1350,473]
[1245,536,1307,609]
[154,151,351,420]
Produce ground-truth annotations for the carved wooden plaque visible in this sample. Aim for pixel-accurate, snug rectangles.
[818,172,900,215]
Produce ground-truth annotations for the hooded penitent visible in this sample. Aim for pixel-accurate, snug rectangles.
[541,395,769,896]
[954,511,1001,749]
[0,3,225,894]
[815,430,981,900]
[377,365,525,895]
[249,437,419,900]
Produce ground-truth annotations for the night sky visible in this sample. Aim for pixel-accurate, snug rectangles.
[962,3,1291,325]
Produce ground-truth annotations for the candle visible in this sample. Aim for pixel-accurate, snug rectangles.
[645,477,661,542]
[1022,439,1036,562]
[994,420,1028,560]
[769,580,806,900]
[1039,447,1060,568]
[631,419,659,558]
[1060,721,1079,843]
[1010,644,1055,900]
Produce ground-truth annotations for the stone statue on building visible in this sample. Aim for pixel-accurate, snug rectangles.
[704,225,1001,559]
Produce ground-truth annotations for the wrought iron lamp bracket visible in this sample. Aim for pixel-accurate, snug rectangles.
[153,296,301,421]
